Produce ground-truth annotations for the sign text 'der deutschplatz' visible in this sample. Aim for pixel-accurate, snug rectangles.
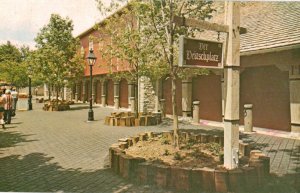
[179,36,223,68]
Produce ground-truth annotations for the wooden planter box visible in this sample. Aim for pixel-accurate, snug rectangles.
[110,131,271,193]
[43,101,70,111]
[104,112,161,127]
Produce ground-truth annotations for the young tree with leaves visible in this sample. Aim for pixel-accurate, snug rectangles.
[97,2,169,117]
[97,0,214,148]
[33,14,84,101]
[0,42,30,89]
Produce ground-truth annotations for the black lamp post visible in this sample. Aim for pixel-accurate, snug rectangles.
[28,66,33,110]
[87,49,97,121]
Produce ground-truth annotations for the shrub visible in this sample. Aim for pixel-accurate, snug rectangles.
[163,149,170,156]
[191,148,205,159]
[173,152,183,160]
[206,143,223,156]
[160,136,170,145]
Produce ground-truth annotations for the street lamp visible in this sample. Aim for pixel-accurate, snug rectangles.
[27,66,33,110]
[87,49,97,121]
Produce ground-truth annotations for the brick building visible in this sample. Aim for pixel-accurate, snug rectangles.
[72,2,300,133]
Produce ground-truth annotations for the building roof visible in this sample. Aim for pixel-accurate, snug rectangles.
[207,2,300,55]
[78,2,300,55]
[77,3,129,39]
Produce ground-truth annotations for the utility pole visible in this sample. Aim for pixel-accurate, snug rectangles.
[223,1,240,169]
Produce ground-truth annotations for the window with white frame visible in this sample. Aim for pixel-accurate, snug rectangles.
[89,40,93,51]
[80,46,84,58]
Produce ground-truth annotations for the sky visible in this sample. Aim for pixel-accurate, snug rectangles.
[0,0,110,49]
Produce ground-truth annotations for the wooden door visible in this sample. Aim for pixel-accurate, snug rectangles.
[240,66,290,131]
[119,79,128,108]
[107,79,114,106]
[192,74,223,122]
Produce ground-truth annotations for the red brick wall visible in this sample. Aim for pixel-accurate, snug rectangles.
[80,30,110,76]
[79,29,132,77]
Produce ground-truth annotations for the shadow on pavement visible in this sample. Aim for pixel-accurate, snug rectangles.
[253,172,300,193]
[10,122,23,125]
[69,105,100,111]
[0,152,298,192]
[0,130,37,149]
[0,153,135,192]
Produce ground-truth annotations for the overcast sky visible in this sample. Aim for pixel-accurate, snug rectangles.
[0,0,110,49]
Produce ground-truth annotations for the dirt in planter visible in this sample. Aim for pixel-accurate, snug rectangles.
[125,136,223,168]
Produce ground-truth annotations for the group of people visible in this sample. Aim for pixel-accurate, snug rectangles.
[0,87,18,128]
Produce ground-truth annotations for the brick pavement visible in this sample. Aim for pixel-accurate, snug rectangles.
[0,103,171,192]
[0,102,299,192]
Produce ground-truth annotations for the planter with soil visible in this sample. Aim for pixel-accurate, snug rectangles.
[43,100,74,111]
[104,112,161,126]
[109,130,270,192]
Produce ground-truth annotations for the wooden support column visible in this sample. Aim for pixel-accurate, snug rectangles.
[182,78,192,117]
[114,81,120,109]
[75,83,79,102]
[101,80,106,107]
[221,74,225,118]
[44,83,49,99]
[154,79,162,113]
[224,2,240,169]
[289,65,300,133]
[63,86,67,100]
[128,81,135,110]
[82,80,86,103]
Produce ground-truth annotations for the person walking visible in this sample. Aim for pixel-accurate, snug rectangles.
[0,90,5,128]
[3,90,12,124]
[35,87,38,97]
[11,87,18,117]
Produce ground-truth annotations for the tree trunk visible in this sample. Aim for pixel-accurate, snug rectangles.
[171,75,179,148]
[56,86,59,101]
[48,84,51,100]
[134,79,139,118]
[169,0,179,148]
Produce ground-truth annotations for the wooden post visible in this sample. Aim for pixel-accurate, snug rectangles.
[224,2,240,169]
[101,80,106,107]
[114,81,120,109]
[154,79,162,113]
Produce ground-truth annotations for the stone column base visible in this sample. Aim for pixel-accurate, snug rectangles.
[82,94,86,103]
[182,111,192,118]
[75,93,78,102]
[114,96,119,109]
[291,124,300,133]
[92,94,95,104]
[101,95,106,107]
[130,97,135,112]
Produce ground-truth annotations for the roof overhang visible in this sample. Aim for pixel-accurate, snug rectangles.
[241,42,300,56]
[77,3,129,39]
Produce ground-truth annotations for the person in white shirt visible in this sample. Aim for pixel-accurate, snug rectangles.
[0,90,5,128]
[11,87,18,117]
[3,90,12,124]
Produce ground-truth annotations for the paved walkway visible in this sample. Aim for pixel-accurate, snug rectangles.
[0,102,299,192]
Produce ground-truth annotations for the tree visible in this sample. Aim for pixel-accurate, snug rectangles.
[0,42,29,89]
[33,14,84,100]
[97,0,214,148]
[96,1,169,117]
